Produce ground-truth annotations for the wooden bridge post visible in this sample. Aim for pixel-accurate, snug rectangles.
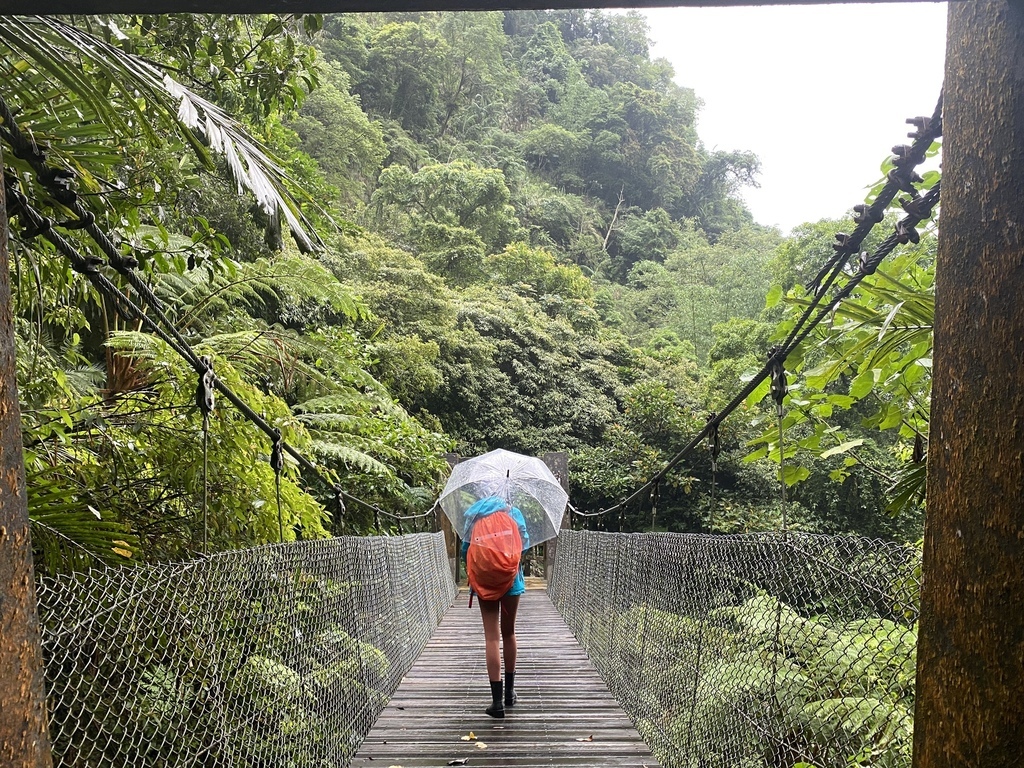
[541,451,568,581]
[0,146,53,767]
[913,2,1024,766]
[441,453,461,582]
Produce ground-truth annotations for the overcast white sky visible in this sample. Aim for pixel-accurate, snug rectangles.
[641,2,948,233]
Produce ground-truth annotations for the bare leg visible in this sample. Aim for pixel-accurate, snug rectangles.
[500,594,520,674]
[478,598,502,681]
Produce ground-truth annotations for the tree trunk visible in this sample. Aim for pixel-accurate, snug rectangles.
[913,2,1024,766]
[0,148,53,766]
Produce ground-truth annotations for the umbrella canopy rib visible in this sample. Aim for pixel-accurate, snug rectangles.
[440,449,569,550]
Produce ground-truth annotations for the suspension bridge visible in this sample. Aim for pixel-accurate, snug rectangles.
[4,3,1024,768]
[33,527,920,767]
[9,86,932,761]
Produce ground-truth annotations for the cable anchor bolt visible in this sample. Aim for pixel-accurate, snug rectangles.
[887,168,924,195]
[196,356,215,420]
[900,195,933,220]
[270,429,285,475]
[56,211,95,231]
[852,203,884,225]
[895,219,921,245]
[767,346,788,417]
[890,144,921,169]
[831,232,853,254]
[906,116,936,141]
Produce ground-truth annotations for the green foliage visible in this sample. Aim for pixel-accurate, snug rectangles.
[485,242,596,329]
[620,223,781,362]
[107,14,322,121]
[28,469,138,576]
[748,237,936,529]
[599,593,917,768]
[13,225,449,565]
[0,15,323,251]
[289,62,387,206]
[571,379,704,529]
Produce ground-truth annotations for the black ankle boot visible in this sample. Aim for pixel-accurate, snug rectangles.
[504,672,517,707]
[486,680,504,718]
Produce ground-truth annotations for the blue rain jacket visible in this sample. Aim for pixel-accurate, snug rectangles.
[460,496,530,597]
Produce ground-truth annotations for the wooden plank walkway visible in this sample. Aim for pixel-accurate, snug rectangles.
[352,589,659,767]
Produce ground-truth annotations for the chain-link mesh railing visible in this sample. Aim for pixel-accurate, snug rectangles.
[550,530,920,768]
[36,532,456,768]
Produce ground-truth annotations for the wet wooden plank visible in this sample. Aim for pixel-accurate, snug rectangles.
[352,589,659,767]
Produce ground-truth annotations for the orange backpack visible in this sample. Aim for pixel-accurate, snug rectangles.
[466,510,523,601]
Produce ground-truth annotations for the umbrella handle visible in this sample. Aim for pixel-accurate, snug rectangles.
[468,588,475,609]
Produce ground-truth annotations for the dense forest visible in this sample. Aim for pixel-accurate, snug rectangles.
[0,11,935,573]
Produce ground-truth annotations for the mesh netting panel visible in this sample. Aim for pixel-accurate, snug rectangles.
[36,533,456,768]
[549,530,920,768]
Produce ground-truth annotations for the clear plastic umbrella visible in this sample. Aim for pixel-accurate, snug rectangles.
[439,449,568,549]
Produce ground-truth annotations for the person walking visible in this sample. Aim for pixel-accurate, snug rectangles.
[461,495,529,718]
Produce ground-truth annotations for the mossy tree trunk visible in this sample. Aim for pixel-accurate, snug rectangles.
[0,147,53,766]
[914,2,1024,766]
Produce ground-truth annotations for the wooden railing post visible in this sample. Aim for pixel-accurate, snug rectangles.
[541,451,568,581]
[441,453,461,582]
[914,2,1024,766]
[0,146,53,767]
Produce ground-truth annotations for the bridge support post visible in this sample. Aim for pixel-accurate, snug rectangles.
[441,453,461,582]
[914,2,1024,766]
[541,451,568,581]
[0,146,53,766]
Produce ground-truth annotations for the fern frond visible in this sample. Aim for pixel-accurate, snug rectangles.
[294,412,367,431]
[308,440,391,475]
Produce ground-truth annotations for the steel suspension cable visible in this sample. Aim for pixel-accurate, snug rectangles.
[2,175,428,534]
[3,90,444,532]
[778,95,943,354]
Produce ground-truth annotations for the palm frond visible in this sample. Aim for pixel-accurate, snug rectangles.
[28,470,138,575]
[299,390,406,418]
[104,329,173,361]
[0,16,322,250]
[294,412,367,430]
[886,460,927,517]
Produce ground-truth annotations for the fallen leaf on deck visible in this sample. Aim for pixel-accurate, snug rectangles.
[475,742,488,750]
[575,735,594,742]
[447,760,469,766]
[460,731,477,741]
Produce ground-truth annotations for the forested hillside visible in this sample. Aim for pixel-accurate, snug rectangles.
[1,11,932,572]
